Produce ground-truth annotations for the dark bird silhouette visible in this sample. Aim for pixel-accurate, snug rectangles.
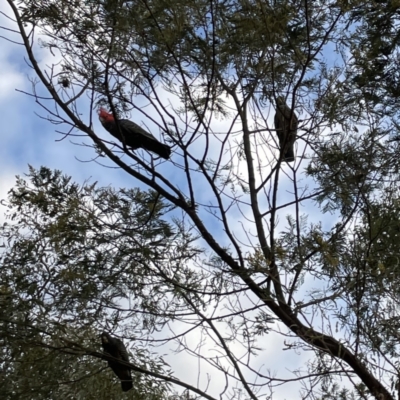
[101,332,133,392]
[98,108,171,159]
[274,97,298,162]
[60,77,70,88]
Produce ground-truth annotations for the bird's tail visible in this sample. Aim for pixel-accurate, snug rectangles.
[284,147,295,163]
[152,142,171,159]
[121,380,133,392]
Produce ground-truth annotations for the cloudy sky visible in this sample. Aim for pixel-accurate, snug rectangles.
[0,3,346,399]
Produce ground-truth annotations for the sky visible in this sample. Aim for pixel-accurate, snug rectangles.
[0,2,350,400]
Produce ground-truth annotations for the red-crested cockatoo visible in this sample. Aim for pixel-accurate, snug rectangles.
[101,332,133,392]
[274,97,298,163]
[98,108,171,159]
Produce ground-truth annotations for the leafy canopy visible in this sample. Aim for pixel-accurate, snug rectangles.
[3,0,400,399]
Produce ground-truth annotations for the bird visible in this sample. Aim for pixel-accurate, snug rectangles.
[60,77,70,88]
[101,332,133,392]
[274,96,298,162]
[98,107,171,159]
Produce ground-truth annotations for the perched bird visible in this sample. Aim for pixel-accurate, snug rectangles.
[98,108,171,159]
[60,77,70,88]
[274,97,298,162]
[101,332,133,392]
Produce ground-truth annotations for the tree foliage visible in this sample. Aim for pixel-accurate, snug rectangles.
[2,0,400,399]
[0,166,192,399]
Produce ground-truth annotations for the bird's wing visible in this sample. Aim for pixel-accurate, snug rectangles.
[283,105,298,130]
[107,338,131,379]
[274,110,286,142]
[115,338,130,364]
[119,119,158,141]
[119,119,170,158]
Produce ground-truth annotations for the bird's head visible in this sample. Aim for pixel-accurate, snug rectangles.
[98,108,114,124]
[101,332,110,344]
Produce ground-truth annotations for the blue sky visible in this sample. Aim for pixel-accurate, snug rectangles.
[0,3,354,399]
